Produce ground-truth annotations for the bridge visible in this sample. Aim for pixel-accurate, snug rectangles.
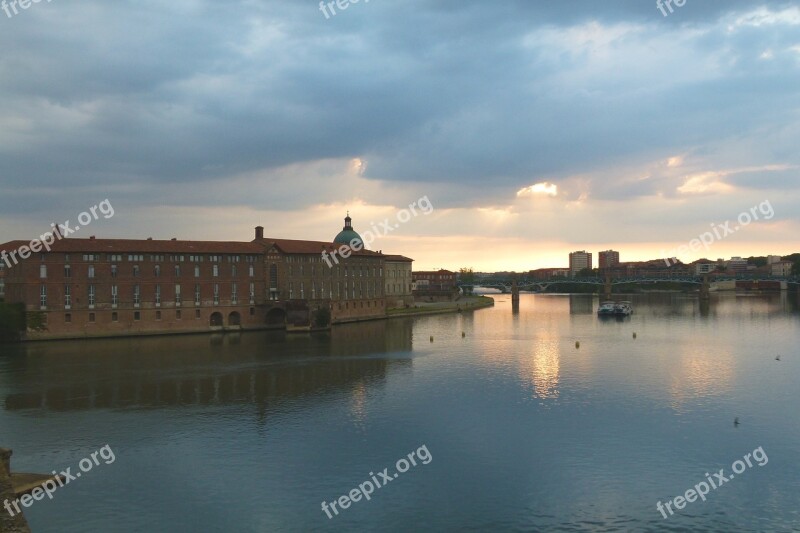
[461,274,800,297]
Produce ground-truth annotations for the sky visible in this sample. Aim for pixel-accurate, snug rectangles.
[0,0,798,271]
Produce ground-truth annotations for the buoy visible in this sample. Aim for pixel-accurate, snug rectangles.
[430,336,434,342]
[462,331,466,338]
[633,332,637,339]
[575,341,580,349]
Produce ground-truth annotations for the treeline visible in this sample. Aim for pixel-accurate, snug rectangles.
[0,302,26,343]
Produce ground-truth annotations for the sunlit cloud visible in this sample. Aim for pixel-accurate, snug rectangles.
[516,182,558,198]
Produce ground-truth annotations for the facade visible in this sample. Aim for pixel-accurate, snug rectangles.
[529,268,570,280]
[726,257,748,273]
[695,262,717,275]
[771,261,794,277]
[598,250,620,270]
[1,216,412,340]
[384,255,414,308]
[412,269,458,301]
[569,251,592,277]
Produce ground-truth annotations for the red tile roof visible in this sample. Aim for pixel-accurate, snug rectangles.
[257,237,384,257]
[383,255,414,262]
[0,238,262,254]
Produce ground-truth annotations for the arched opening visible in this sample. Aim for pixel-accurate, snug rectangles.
[228,311,241,326]
[210,312,223,327]
[265,307,287,326]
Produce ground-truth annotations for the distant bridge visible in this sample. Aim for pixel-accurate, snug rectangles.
[461,275,800,294]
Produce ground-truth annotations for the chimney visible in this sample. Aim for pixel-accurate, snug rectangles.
[89,236,96,240]
[147,237,153,241]
[171,238,177,241]
[255,226,264,240]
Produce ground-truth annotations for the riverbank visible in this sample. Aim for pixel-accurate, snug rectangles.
[387,295,494,317]
[1,449,31,533]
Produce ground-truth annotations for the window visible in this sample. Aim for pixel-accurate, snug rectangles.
[212,264,219,277]
[88,265,95,278]
[175,284,181,306]
[133,265,140,277]
[189,255,203,263]
[111,265,117,278]
[83,254,99,262]
[111,285,118,307]
[250,307,255,316]
[195,309,201,319]
[133,285,140,307]
[194,284,201,306]
[156,310,162,320]
[40,265,47,278]
[112,312,118,322]
[40,285,47,308]
[194,265,200,278]
[89,313,95,323]
[289,282,294,299]
[249,282,255,304]
[174,265,181,277]
[249,265,254,277]
[170,255,185,262]
[110,255,122,262]
[128,254,144,262]
[151,255,164,262]
[209,255,221,263]
[64,285,71,308]
[213,284,219,305]
[300,282,304,299]
[155,285,161,306]
[64,265,71,278]
[154,265,160,277]
[88,285,96,307]
[65,313,72,323]
[231,282,238,305]
[231,265,237,277]
[134,311,140,321]
[176,310,181,320]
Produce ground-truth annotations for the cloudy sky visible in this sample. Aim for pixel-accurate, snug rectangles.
[1,0,798,271]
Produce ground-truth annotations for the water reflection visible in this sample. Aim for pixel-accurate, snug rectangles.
[3,319,414,414]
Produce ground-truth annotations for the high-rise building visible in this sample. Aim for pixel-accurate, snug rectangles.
[569,251,592,277]
[598,250,620,270]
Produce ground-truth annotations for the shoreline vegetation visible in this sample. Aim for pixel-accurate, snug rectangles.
[387,296,495,317]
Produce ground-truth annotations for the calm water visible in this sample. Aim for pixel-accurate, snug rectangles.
[2,293,800,532]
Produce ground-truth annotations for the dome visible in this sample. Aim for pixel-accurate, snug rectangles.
[334,213,364,248]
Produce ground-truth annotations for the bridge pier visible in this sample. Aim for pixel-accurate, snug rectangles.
[603,274,612,299]
[511,276,520,312]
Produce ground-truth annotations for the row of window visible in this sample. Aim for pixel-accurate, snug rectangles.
[65,254,260,263]
[63,307,256,323]
[287,280,383,300]
[40,264,256,279]
[288,265,383,277]
[39,283,256,309]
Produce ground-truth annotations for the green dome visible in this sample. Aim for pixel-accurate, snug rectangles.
[334,214,364,248]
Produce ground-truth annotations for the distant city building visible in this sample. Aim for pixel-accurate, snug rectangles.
[726,257,748,273]
[529,268,570,280]
[384,255,414,308]
[598,250,620,270]
[413,269,457,301]
[771,261,794,277]
[767,255,782,265]
[695,262,717,275]
[569,251,592,277]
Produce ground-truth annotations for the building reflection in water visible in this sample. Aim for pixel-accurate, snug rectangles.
[3,319,414,415]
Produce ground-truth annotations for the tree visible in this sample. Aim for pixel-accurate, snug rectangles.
[0,303,26,343]
[459,268,475,295]
[313,306,331,329]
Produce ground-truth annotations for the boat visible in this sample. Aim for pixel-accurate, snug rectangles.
[597,301,617,316]
[614,301,633,316]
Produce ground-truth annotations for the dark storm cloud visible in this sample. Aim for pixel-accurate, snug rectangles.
[0,0,798,219]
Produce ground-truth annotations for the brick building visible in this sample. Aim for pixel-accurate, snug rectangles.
[384,255,414,308]
[1,216,412,340]
[412,269,458,301]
